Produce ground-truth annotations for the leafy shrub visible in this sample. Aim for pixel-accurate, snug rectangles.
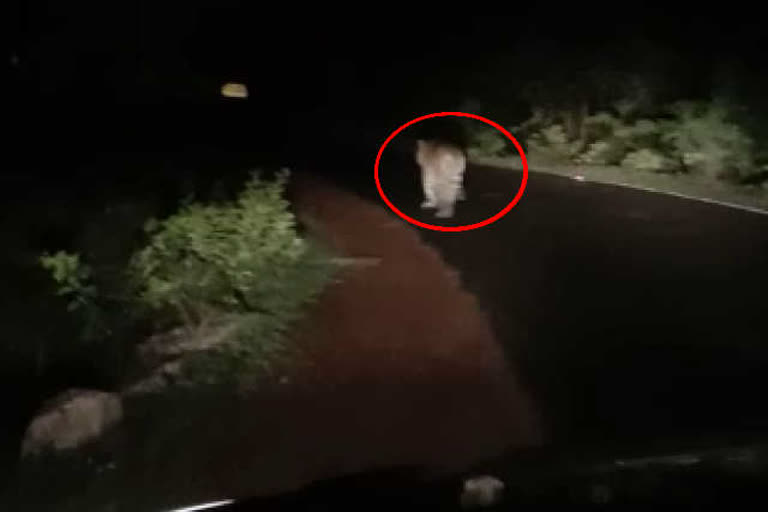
[526,124,583,162]
[511,107,558,151]
[540,124,568,147]
[619,119,663,150]
[575,138,627,165]
[40,170,333,387]
[515,82,764,183]
[621,148,676,173]
[578,115,679,169]
[39,251,97,312]
[582,111,624,142]
[131,169,331,318]
[525,111,641,164]
[129,169,333,381]
[660,100,758,181]
[582,112,657,143]
[39,251,108,342]
[467,125,509,158]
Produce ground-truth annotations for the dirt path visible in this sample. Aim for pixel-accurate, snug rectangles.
[263,173,541,482]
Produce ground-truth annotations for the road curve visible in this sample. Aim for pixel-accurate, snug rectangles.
[370,152,768,448]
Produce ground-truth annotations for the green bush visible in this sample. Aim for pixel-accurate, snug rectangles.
[511,107,549,135]
[617,119,662,149]
[575,138,627,165]
[39,170,333,387]
[526,124,583,162]
[583,111,624,143]
[129,169,333,382]
[512,78,764,183]
[39,251,108,343]
[131,170,305,320]
[660,100,758,181]
[526,111,650,165]
[467,125,509,158]
[578,114,666,165]
[621,148,676,173]
[39,251,97,312]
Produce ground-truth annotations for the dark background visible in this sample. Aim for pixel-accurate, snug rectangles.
[4,2,768,506]
[7,3,768,164]
[5,0,768,408]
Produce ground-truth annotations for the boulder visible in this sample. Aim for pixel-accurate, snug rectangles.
[460,475,505,509]
[124,320,241,395]
[136,322,238,368]
[21,389,123,458]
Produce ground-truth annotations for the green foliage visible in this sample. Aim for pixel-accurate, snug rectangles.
[620,119,662,149]
[38,169,333,387]
[582,112,624,141]
[526,124,584,162]
[575,139,627,166]
[129,169,333,383]
[529,100,758,181]
[39,251,107,342]
[577,116,673,168]
[582,112,659,145]
[181,240,333,389]
[539,124,568,146]
[621,148,676,173]
[467,125,509,158]
[39,251,95,306]
[660,100,758,181]
[514,70,764,182]
[131,170,304,320]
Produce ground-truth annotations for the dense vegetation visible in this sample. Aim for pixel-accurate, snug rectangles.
[464,45,768,190]
[38,170,333,389]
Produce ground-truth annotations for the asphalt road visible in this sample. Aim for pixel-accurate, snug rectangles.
[326,147,768,451]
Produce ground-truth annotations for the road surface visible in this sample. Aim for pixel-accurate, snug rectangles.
[324,147,768,450]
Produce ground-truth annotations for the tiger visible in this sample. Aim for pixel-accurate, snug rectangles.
[414,139,467,218]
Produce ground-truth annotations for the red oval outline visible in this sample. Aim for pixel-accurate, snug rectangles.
[374,112,528,232]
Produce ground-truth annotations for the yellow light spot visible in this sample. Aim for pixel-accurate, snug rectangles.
[221,82,248,99]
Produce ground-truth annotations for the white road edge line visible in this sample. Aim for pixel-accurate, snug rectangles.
[579,178,768,216]
[165,499,234,512]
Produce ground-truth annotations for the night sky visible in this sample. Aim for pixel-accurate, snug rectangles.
[6,3,768,161]
[9,4,768,98]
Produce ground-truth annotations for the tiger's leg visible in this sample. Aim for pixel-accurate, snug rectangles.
[435,197,455,218]
[421,167,437,209]
[435,168,463,218]
[435,179,457,218]
[457,182,466,201]
[455,162,466,201]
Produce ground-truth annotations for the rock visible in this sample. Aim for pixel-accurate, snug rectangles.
[21,389,123,459]
[136,322,238,368]
[125,321,240,395]
[459,475,505,509]
[123,360,184,396]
